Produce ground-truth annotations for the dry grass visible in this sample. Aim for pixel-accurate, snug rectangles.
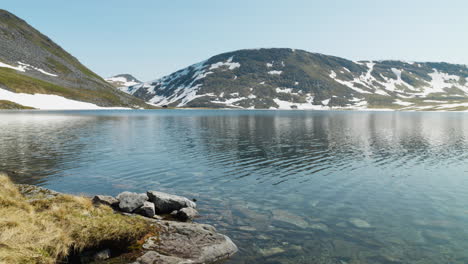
[0,174,152,264]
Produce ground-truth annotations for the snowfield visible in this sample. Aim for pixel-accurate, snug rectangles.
[0,88,129,110]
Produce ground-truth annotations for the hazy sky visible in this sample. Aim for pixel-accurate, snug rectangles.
[3,0,467,81]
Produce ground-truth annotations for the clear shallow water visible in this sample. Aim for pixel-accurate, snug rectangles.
[1,110,468,263]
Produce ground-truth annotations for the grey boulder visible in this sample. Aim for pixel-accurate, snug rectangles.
[147,191,196,214]
[92,195,119,207]
[176,207,199,221]
[137,220,237,264]
[116,192,148,213]
[136,201,156,218]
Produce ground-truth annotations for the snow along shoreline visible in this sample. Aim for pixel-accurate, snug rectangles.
[0,88,130,110]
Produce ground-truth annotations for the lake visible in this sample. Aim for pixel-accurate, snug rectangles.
[1,109,468,264]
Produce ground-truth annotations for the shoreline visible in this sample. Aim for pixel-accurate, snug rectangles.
[1,107,468,113]
[0,173,238,264]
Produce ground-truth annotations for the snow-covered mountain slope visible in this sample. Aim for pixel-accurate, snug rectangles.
[122,48,468,111]
[105,74,141,88]
[0,9,149,109]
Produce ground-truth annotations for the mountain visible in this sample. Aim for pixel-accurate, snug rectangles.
[105,74,141,88]
[122,48,468,111]
[0,9,150,109]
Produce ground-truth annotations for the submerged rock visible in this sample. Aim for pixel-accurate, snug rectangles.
[259,247,285,257]
[309,223,329,232]
[272,209,309,229]
[349,218,372,228]
[92,195,119,207]
[147,190,196,214]
[140,220,238,263]
[116,191,148,213]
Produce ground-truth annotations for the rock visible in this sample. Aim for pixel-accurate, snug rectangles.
[16,184,60,202]
[136,201,156,217]
[170,210,178,216]
[153,214,163,220]
[116,191,148,213]
[92,195,119,207]
[133,251,186,264]
[349,218,372,228]
[176,207,199,221]
[272,209,309,229]
[93,248,111,261]
[140,220,237,263]
[147,190,196,214]
[259,247,285,257]
[239,226,256,231]
[309,223,329,232]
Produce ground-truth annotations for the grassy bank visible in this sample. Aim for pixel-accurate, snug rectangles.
[0,174,152,264]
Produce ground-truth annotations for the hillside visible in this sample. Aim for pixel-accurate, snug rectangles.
[0,9,150,109]
[122,48,468,111]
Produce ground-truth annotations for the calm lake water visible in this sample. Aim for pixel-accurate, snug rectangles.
[2,110,468,264]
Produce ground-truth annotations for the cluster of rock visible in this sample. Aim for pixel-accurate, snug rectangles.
[15,182,238,264]
[92,190,199,222]
[90,190,238,263]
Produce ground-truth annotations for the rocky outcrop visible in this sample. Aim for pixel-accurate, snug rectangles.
[135,221,238,264]
[147,190,196,214]
[16,183,60,202]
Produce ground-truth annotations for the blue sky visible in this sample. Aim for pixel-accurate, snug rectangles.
[3,0,467,81]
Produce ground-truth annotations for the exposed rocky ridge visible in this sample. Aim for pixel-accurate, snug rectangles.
[106,74,141,88]
[0,9,149,108]
[122,48,468,111]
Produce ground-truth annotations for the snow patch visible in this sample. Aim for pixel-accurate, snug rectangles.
[210,56,240,70]
[105,76,139,87]
[0,88,127,110]
[268,70,282,75]
[0,61,58,77]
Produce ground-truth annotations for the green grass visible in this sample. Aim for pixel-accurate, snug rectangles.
[0,173,154,264]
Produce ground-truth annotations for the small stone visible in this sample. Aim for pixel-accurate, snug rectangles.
[116,192,148,213]
[349,218,372,228]
[92,195,119,207]
[176,207,199,221]
[153,215,163,220]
